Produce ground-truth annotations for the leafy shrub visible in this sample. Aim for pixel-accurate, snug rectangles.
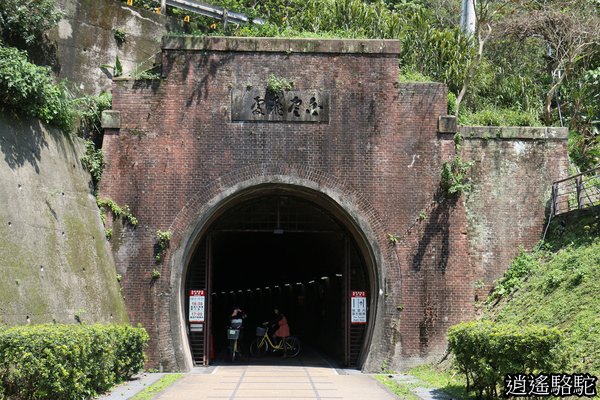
[0,45,74,131]
[114,29,126,45]
[81,140,104,188]
[489,248,538,301]
[77,92,112,140]
[155,230,172,263]
[440,133,473,197]
[266,74,293,93]
[458,106,543,127]
[441,156,473,196]
[398,67,436,84]
[0,0,62,45]
[448,321,564,399]
[97,198,138,227]
[0,324,149,400]
[447,91,457,115]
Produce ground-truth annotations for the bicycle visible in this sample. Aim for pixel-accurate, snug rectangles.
[227,317,244,361]
[249,324,301,357]
[227,327,242,361]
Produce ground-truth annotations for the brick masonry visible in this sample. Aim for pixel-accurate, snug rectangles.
[100,36,569,372]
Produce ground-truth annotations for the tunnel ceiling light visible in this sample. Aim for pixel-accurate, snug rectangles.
[246,289,252,292]
[321,276,329,280]
[308,280,315,284]
[229,291,234,293]
[238,290,243,292]
[256,288,261,290]
[274,285,279,288]
[296,282,302,285]
[284,283,290,286]
[335,274,343,277]
[265,286,270,289]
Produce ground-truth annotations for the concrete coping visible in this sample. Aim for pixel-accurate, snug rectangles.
[101,110,121,129]
[458,126,568,140]
[162,35,401,55]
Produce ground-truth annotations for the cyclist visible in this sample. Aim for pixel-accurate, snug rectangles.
[229,306,246,358]
[270,308,290,357]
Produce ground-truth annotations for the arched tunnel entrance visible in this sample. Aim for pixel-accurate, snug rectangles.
[183,192,375,368]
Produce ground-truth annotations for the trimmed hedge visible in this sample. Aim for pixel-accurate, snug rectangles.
[0,324,149,400]
[448,320,564,399]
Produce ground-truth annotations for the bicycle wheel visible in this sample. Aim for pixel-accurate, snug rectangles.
[284,336,301,357]
[230,339,238,361]
[250,337,268,357]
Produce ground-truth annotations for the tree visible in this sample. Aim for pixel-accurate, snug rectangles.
[497,0,600,125]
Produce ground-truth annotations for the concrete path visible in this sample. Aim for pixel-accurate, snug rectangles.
[154,364,398,400]
[97,348,451,400]
[97,373,167,400]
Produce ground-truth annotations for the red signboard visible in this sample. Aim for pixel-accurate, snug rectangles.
[189,290,206,323]
[351,291,367,324]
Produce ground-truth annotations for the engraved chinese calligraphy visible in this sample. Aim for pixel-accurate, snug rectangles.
[232,89,329,122]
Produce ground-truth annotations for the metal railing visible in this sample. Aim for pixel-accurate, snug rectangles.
[154,0,265,25]
[552,166,600,215]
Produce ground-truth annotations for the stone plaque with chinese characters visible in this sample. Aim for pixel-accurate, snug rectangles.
[231,89,329,123]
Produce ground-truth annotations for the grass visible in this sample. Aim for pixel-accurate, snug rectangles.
[374,375,421,400]
[486,240,600,375]
[129,374,184,400]
[408,365,472,400]
[374,365,472,400]
[485,212,600,376]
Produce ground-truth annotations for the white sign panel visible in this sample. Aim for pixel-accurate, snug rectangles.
[189,290,205,323]
[351,290,367,324]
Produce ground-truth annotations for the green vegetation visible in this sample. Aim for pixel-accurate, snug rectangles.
[129,374,184,400]
[100,55,124,78]
[408,365,471,400]
[485,245,600,376]
[458,107,543,127]
[387,233,400,245]
[0,324,149,400]
[0,0,61,45]
[114,28,127,45]
[0,0,76,132]
[487,248,537,301]
[441,133,473,197]
[432,212,600,398]
[97,198,139,227]
[266,74,294,93]
[77,92,112,141]
[374,375,420,400]
[374,365,471,400]
[0,45,74,131]
[156,0,600,171]
[448,321,563,399]
[1,0,597,171]
[154,230,172,263]
[81,140,104,189]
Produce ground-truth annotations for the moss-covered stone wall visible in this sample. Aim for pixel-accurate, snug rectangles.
[0,114,128,325]
[50,0,181,95]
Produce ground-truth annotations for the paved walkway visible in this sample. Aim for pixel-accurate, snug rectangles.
[154,364,397,400]
[97,348,456,400]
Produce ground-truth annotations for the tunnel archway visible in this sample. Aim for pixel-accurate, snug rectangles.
[180,185,378,369]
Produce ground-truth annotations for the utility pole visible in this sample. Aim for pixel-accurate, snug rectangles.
[460,0,476,36]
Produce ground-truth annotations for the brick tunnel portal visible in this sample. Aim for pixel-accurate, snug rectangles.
[184,193,374,368]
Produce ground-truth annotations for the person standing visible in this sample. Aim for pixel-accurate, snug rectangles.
[272,308,290,357]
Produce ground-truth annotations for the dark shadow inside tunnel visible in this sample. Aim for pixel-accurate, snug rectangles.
[184,194,371,368]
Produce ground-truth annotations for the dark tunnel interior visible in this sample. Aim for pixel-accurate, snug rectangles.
[184,195,369,367]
